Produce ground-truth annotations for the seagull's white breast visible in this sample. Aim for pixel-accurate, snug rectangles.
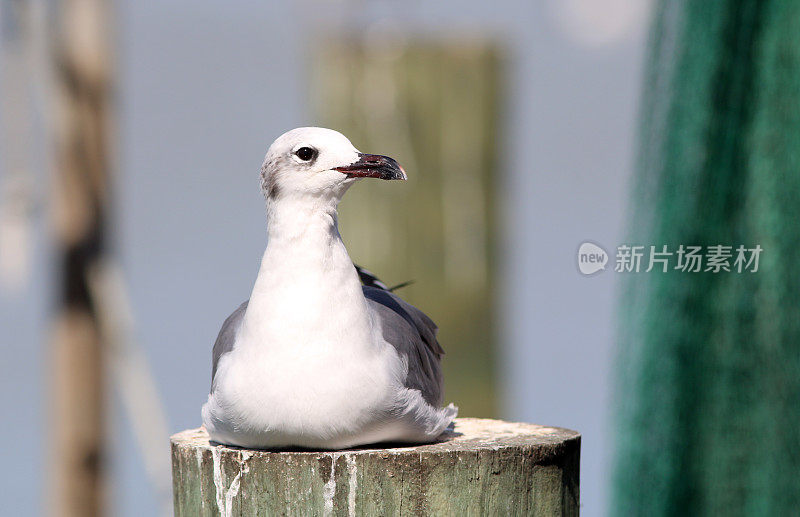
[202,228,406,448]
[201,193,456,449]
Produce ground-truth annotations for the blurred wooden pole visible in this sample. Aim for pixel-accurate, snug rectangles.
[49,0,114,515]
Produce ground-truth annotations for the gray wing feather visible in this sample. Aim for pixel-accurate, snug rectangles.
[362,286,445,406]
[211,300,248,388]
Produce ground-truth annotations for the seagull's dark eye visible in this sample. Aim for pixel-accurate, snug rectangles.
[294,147,317,162]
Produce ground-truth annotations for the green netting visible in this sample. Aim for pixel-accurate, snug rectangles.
[612,1,800,515]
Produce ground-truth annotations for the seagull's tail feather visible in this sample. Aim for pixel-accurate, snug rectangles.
[430,403,459,437]
[354,264,390,290]
[388,280,415,292]
[354,264,414,292]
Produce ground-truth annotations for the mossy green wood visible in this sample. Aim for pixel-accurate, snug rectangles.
[171,419,580,516]
[311,40,503,418]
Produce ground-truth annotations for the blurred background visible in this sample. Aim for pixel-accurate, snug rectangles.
[9,1,797,516]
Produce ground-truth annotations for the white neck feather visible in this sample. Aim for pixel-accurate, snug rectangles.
[239,194,373,352]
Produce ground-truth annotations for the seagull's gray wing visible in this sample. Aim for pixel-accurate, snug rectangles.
[211,300,248,389]
[362,286,445,406]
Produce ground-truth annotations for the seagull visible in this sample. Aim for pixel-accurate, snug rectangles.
[201,127,457,449]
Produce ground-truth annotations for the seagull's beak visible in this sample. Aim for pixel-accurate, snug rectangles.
[334,153,407,181]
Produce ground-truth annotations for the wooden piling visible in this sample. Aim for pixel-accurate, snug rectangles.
[171,418,580,516]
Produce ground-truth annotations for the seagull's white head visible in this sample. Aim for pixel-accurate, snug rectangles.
[260,127,406,200]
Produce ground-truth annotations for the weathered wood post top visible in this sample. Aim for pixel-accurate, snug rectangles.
[171,418,580,516]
